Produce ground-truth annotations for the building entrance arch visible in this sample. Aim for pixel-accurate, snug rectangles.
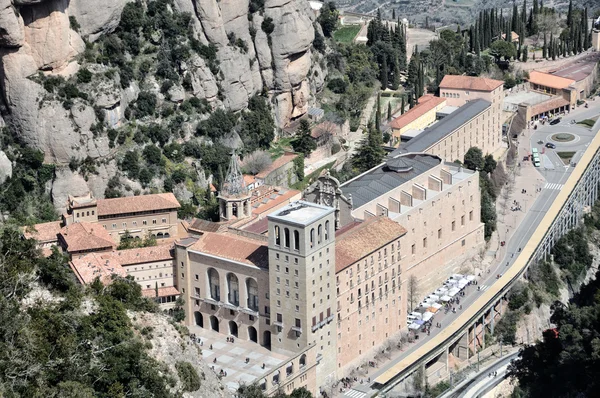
[262,330,271,349]
[194,311,203,327]
[229,321,238,337]
[248,326,258,343]
[209,315,219,332]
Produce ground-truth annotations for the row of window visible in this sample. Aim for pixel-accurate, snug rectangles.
[273,220,331,250]
[75,210,95,218]
[103,218,167,229]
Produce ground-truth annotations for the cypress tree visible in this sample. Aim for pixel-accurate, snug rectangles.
[381,55,388,89]
[387,102,392,121]
[543,34,547,58]
[392,8,396,20]
[375,93,381,131]
[401,95,405,115]
[584,8,591,49]
[408,91,414,108]
[392,59,401,90]
[566,0,573,27]
[512,4,519,33]
[533,0,538,15]
[522,45,528,61]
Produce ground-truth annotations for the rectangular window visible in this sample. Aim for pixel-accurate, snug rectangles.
[452,221,456,231]
[91,211,95,215]
[195,274,198,280]
[194,287,200,296]
[162,218,167,223]
[411,244,416,254]
[152,219,157,224]
[122,223,126,227]
[112,223,116,228]
[295,318,301,327]
[423,238,427,248]
[462,239,466,246]
[461,215,465,226]
[143,220,147,225]
[277,313,283,322]
[469,211,473,221]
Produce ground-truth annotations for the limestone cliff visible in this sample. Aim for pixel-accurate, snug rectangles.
[0,0,322,206]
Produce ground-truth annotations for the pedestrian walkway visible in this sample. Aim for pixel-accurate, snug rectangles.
[478,284,491,291]
[344,389,367,398]
[544,182,563,190]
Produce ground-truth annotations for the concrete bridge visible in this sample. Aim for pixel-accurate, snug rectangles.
[363,119,600,396]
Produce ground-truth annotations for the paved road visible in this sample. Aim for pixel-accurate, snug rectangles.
[440,352,519,398]
[342,101,600,398]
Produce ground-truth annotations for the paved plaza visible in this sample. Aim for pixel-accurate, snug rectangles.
[188,325,291,392]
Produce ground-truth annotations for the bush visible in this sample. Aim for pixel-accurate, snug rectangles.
[77,68,93,84]
[242,150,272,175]
[143,145,162,165]
[69,16,80,32]
[327,77,348,94]
[261,17,275,34]
[175,361,201,392]
[135,92,157,118]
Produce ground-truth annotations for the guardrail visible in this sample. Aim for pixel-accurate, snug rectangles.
[374,118,600,393]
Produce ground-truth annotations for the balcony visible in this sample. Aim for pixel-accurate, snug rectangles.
[291,325,303,334]
[222,302,238,311]
[273,319,284,328]
[240,307,259,316]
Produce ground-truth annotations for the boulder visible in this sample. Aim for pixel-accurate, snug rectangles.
[167,84,185,103]
[21,0,84,71]
[67,0,130,41]
[51,167,90,211]
[0,150,12,184]
[0,0,24,47]
[71,103,95,131]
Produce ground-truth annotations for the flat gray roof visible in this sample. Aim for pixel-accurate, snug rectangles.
[390,99,491,157]
[340,153,442,209]
[267,201,334,226]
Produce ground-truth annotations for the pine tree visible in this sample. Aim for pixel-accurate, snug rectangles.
[387,102,392,121]
[522,45,528,61]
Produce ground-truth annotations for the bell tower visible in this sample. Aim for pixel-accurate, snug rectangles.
[218,151,252,221]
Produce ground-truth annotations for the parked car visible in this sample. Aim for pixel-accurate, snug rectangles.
[550,118,561,125]
[545,142,556,149]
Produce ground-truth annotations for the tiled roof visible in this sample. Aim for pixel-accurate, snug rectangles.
[529,70,575,90]
[252,188,301,216]
[340,153,441,209]
[110,244,174,266]
[393,99,491,156]
[142,286,180,298]
[389,95,446,130]
[60,222,116,253]
[69,252,127,284]
[531,97,570,116]
[243,175,256,185]
[256,152,298,179]
[188,218,223,233]
[23,221,62,243]
[97,193,180,216]
[189,232,269,268]
[440,75,504,91]
[335,217,407,273]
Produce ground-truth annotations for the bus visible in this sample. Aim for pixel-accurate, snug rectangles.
[533,152,541,167]
[532,148,539,155]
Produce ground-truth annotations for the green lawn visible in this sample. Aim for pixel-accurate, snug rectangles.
[577,116,598,128]
[333,25,361,44]
[557,151,576,165]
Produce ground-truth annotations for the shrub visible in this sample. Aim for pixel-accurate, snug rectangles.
[175,361,201,392]
[69,16,80,32]
[77,68,93,84]
[143,145,162,165]
[135,92,157,117]
[242,150,272,174]
[261,17,275,34]
[328,77,348,94]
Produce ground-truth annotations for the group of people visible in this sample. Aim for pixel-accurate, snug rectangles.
[188,333,203,346]
[511,199,522,212]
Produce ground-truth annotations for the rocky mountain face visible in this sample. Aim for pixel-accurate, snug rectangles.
[0,0,323,208]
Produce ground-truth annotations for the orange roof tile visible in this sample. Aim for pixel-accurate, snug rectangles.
[142,286,180,298]
[97,193,180,217]
[243,175,256,185]
[109,245,174,266]
[256,152,298,179]
[189,232,269,268]
[389,95,446,130]
[440,75,504,91]
[23,221,62,243]
[69,252,127,284]
[531,97,570,116]
[335,217,407,273]
[60,222,116,253]
[528,70,575,90]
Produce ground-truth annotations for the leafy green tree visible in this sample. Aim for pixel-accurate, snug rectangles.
[175,361,201,392]
[318,2,338,37]
[463,147,484,171]
[489,40,516,61]
[352,124,385,172]
[291,119,317,157]
[143,145,162,165]
[483,154,497,174]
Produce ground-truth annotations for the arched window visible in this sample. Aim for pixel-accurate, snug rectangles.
[274,225,280,245]
[318,224,322,244]
[284,228,290,248]
[325,220,330,241]
[310,228,315,248]
[293,230,300,250]
[246,278,259,311]
[227,273,239,306]
[208,268,220,301]
[300,354,307,367]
